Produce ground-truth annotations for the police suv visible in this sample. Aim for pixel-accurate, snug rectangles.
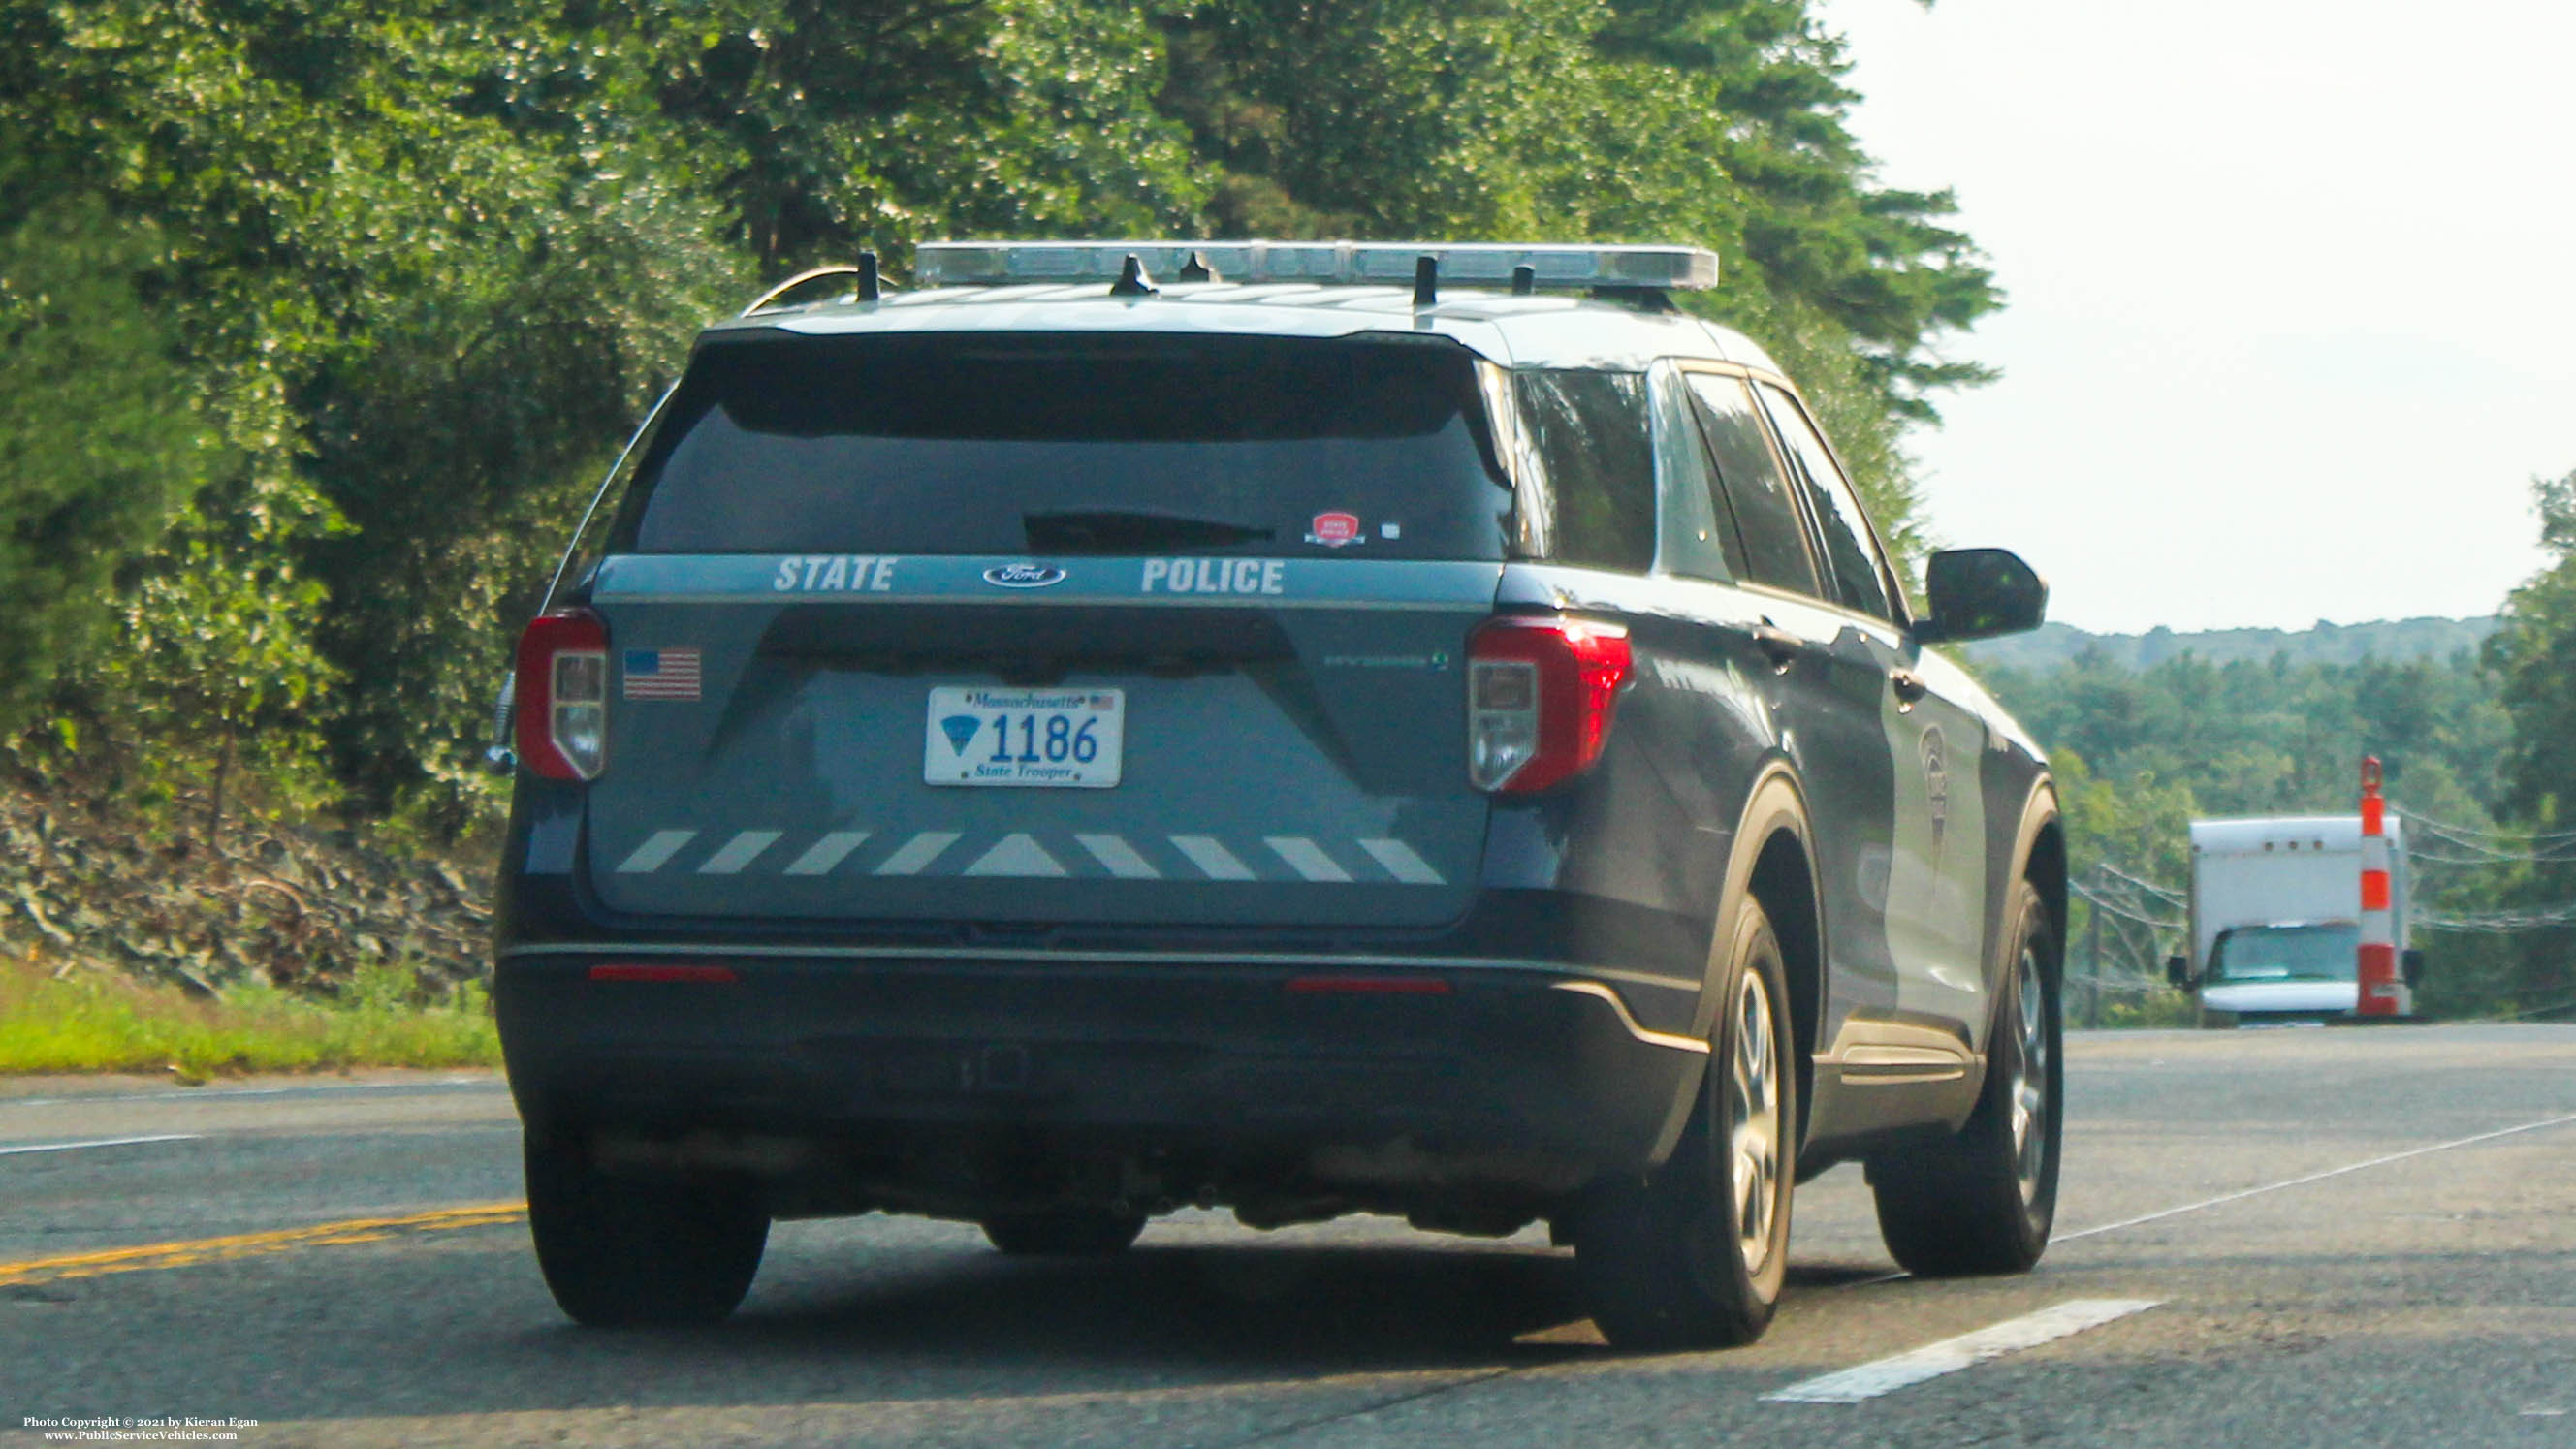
[494,241,2066,1348]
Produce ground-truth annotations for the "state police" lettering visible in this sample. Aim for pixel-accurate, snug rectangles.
[1141,558,1285,595]
[773,555,897,591]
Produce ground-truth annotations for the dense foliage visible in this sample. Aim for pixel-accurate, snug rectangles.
[0,0,1995,832]
[2479,469,2576,1013]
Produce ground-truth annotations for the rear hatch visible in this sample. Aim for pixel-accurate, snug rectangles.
[576,329,1511,929]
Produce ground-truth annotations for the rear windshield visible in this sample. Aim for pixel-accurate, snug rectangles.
[610,332,1513,558]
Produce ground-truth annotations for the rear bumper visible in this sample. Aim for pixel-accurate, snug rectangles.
[493,947,1704,1178]
[2201,981,2359,1016]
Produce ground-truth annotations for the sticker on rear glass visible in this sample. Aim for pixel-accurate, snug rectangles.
[1305,512,1364,548]
[623,647,702,701]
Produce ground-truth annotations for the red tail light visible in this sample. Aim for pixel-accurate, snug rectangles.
[1466,615,1633,793]
[515,610,609,780]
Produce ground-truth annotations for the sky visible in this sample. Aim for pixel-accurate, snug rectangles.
[1809,0,2576,633]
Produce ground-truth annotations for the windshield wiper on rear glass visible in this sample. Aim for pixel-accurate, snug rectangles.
[1022,509,1275,553]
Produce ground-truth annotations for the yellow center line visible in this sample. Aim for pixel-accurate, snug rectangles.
[0,1202,528,1287]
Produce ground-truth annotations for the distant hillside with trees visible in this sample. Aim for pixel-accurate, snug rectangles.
[1965,616,2497,674]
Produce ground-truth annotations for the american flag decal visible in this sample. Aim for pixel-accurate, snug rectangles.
[622,647,702,701]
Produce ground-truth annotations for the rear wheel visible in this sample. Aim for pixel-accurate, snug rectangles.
[980,1207,1148,1256]
[1575,896,1797,1350]
[1868,879,2061,1276]
[525,1132,770,1327]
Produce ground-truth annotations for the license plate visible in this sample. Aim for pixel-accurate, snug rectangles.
[924,687,1125,788]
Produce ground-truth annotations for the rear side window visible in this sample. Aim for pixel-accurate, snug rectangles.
[1683,373,1818,596]
[1757,383,1896,621]
[1649,365,1730,581]
[1511,370,1656,574]
[612,333,1513,558]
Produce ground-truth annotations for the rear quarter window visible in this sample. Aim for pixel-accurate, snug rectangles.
[608,332,1513,560]
[1511,370,1656,574]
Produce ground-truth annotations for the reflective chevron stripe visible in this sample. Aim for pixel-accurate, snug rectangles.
[697,831,780,874]
[874,832,962,876]
[1168,835,1256,881]
[614,831,697,874]
[599,828,1447,884]
[1076,834,1161,879]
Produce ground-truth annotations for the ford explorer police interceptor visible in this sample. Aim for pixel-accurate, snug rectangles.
[493,241,2066,1349]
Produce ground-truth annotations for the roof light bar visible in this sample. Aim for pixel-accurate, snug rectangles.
[913,241,1718,292]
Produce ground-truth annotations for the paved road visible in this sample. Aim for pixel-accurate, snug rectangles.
[1,1026,2570,1448]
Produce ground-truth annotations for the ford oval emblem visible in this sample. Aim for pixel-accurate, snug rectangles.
[983,562,1067,588]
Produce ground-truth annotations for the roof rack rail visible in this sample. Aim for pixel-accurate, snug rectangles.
[913,240,1718,293]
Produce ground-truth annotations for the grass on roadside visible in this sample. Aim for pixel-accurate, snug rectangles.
[0,952,499,1078]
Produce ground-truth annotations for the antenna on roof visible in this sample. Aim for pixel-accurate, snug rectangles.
[1110,254,1159,299]
[856,251,881,303]
[1412,254,1439,308]
[739,264,875,316]
[1176,250,1217,283]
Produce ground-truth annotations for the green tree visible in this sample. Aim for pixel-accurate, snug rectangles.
[0,0,742,819]
[0,195,224,736]
[2483,468,2576,1009]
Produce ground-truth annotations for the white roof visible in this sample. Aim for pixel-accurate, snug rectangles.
[2189,815,2405,854]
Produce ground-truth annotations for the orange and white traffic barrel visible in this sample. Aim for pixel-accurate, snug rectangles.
[2357,757,2408,1017]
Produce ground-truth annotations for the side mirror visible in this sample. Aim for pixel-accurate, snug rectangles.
[2402,948,2426,989]
[2165,954,2192,990]
[1918,548,2048,643]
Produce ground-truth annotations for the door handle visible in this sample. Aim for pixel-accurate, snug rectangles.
[1751,623,1808,671]
[1889,668,1928,707]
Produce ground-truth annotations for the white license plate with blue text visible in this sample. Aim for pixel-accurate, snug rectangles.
[924,687,1125,788]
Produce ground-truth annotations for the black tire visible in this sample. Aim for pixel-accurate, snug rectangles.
[525,1132,770,1327]
[1867,878,2061,1276]
[981,1207,1148,1256]
[1575,895,1797,1350]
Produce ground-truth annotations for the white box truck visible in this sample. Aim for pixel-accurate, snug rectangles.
[2165,815,2423,1021]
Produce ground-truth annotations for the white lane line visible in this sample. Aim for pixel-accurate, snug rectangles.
[1076,834,1161,879]
[1766,1299,2160,1404]
[613,830,696,873]
[1266,836,1352,883]
[1,1080,502,1111]
[875,832,962,876]
[963,833,1067,878]
[1831,1110,2576,1293]
[782,831,870,876]
[1170,835,1256,881]
[697,830,781,875]
[2059,1109,2576,1243]
[1358,837,1445,885]
[0,1134,203,1157]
